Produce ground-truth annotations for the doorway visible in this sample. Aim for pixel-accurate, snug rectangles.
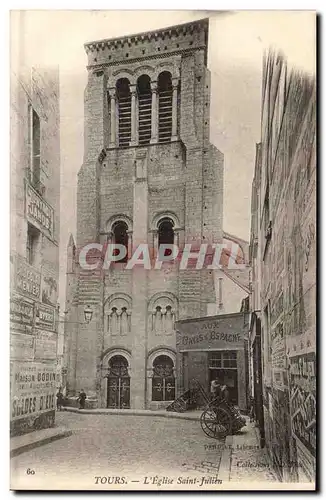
[208,351,238,405]
[252,322,265,447]
[107,355,130,409]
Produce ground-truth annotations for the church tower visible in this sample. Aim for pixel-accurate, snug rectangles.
[65,18,224,409]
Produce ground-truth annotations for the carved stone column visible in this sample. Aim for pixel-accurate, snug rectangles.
[127,230,133,260]
[108,88,117,148]
[150,81,158,144]
[171,78,179,141]
[130,84,137,146]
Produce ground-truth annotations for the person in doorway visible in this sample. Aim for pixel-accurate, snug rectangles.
[78,389,87,409]
[56,388,64,411]
[210,379,229,402]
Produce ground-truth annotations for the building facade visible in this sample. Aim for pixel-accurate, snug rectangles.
[64,19,224,410]
[176,312,249,411]
[249,52,316,482]
[10,66,60,435]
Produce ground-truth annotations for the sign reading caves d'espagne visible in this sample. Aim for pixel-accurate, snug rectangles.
[176,314,245,351]
[25,182,54,239]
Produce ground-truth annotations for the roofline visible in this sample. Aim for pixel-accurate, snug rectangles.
[84,17,209,50]
[175,311,247,325]
[223,230,249,246]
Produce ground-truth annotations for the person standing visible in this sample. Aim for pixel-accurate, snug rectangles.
[56,388,64,411]
[78,389,87,409]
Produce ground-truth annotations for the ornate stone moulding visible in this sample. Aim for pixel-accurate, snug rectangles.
[84,18,208,54]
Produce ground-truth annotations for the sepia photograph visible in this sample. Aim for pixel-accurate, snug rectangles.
[9,9,316,491]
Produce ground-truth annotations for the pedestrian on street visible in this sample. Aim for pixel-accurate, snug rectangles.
[56,388,64,411]
[78,389,87,409]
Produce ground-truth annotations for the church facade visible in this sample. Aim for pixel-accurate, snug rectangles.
[64,19,224,410]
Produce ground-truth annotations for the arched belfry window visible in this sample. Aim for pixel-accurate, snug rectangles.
[137,75,152,146]
[152,355,175,402]
[158,71,172,143]
[116,78,131,147]
[158,217,174,247]
[112,221,128,263]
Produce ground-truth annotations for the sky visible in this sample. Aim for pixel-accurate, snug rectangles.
[10,10,316,308]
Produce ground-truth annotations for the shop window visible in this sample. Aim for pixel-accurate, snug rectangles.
[152,355,175,402]
[209,351,238,404]
[209,351,237,369]
[222,351,237,368]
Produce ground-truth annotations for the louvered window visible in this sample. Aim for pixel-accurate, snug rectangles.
[137,75,152,146]
[158,72,172,143]
[116,78,131,147]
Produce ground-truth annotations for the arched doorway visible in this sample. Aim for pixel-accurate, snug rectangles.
[107,355,130,409]
[152,355,175,402]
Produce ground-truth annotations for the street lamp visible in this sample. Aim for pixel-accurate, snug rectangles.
[84,305,93,324]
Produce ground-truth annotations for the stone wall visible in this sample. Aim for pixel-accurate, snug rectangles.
[65,19,224,410]
[252,52,316,482]
[10,66,60,435]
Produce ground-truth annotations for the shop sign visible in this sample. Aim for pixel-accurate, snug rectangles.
[176,314,245,351]
[35,303,55,331]
[25,181,54,239]
[13,255,41,300]
[10,297,34,334]
[10,361,56,421]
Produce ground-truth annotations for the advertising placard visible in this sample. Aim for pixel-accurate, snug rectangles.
[289,350,316,459]
[10,361,57,423]
[10,297,34,334]
[13,255,41,301]
[34,329,57,360]
[25,181,54,240]
[10,334,34,361]
[35,303,55,331]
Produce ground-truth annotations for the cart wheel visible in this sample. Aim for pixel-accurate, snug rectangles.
[200,407,232,440]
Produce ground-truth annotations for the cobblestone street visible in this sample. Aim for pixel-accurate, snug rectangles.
[10,411,279,490]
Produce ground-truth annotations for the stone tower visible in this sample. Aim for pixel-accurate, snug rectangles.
[65,18,224,409]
